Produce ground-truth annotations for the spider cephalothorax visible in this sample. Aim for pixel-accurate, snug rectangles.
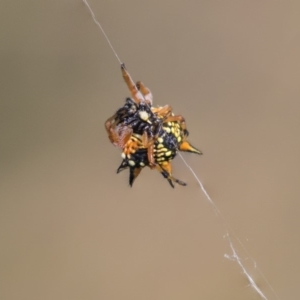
[109,97,162,139]
[105,64,202,187]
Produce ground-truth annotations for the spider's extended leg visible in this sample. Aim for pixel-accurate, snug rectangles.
[121,64,144,104]
[105,114,120,146]
[105,114,133,148]
[164,114,185,124]
[156,161,187,188]
[148,143,156,167]
[141,132,156,167]
[104,114,117,134]
[152,105,173,119]
[136,81,153,104]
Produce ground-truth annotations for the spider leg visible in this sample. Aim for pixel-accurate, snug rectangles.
[141,132,156,167]
[104,114,117,134]
[161,114,190,137]
[105,114,121,145]
[106,119,132,148]
[164,114,185,124]
[147,143,156,167]
[119,126,133,148]
[156,162,187,188]
[136,81,153,104]
[141,131,149,147]
[152,105,173,118]
[121,64,144,104]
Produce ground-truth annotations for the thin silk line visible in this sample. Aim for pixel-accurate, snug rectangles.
[82,0,122,65]
[177,152,281,300]
[82,0,147,104]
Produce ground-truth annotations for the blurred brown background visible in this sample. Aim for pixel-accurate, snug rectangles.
[1,1,300,299]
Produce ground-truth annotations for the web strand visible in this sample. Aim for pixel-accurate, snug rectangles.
[82,1,281,299]
[82,0,122,65]
[178,153,281,300]
[82,0,148,103]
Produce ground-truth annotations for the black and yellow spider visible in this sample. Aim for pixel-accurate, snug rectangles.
[105,64,202,187]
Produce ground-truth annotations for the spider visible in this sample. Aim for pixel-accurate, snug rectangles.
[105,64,202,187]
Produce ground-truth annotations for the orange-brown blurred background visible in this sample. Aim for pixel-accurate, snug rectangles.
[1,1,300,299]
